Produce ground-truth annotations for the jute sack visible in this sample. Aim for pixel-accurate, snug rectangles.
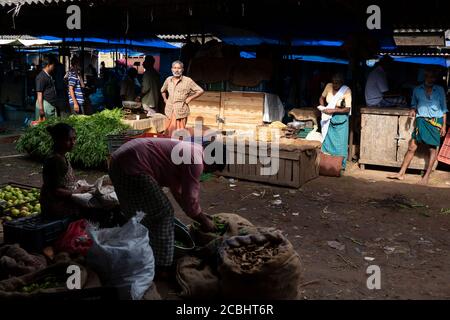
[217,230,301,300]
[189,213,258,248]
[176,256,220,300]
[0,262,88,299]
[0,244,47,280]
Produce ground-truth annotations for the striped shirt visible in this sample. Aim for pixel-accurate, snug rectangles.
[67,70,84,106]
[161,76,203,119]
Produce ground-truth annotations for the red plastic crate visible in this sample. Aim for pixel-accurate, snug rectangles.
[438,130,450,165]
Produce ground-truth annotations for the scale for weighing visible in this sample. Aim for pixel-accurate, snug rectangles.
[122,101,147,120]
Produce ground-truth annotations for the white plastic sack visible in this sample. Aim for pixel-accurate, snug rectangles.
[86,212,155,300]
[94,175,119,207]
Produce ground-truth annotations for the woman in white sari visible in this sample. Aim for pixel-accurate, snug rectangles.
[318,73,352,168]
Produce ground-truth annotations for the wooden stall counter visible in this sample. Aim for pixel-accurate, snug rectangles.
[360,107,437,170]
[220,136,321,188]
[187,91,285,132]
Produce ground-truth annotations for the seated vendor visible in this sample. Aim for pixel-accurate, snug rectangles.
[318,73,352,169]
[40,123,91,220]
[365,55,407,107]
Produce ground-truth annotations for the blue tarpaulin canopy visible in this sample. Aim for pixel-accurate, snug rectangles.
[290,39,344,47]
[289,54,349,65]
[97,48,146,56]
[390,56,449,67]
[40,36,178,49]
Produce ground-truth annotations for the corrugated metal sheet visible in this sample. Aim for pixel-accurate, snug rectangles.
[0,0,79,7]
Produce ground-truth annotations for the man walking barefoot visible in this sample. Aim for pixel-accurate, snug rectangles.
[388,68,447,184]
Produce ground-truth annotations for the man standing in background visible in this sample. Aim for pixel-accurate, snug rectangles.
[35,54,58,121]
[137,56,160,116]
[161,60,204,136]
[66,55,85,114]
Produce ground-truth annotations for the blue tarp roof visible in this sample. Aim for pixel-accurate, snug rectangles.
[223,36,344,47]
[221,36,280,46]
[391,56,449,67]
[97,48,146,56]
[40,36,178,49]
[290,39,343,47]
[289,54,349,65]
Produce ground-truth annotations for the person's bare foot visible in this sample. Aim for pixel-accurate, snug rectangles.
[418,177,430,185]
[387,173,405,180]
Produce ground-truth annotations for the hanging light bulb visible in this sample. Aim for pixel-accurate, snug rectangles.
[242,3,245,17]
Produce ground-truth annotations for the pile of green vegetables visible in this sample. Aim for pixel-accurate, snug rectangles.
[20,276,65,293]
[192,216,228,236]
[16,109,130,168]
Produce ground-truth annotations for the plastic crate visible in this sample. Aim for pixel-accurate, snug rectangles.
[3,216,71,253]
[437,129,450,165]
[106,130,144,154]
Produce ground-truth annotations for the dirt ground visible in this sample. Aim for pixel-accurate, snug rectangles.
[0,133,449,300]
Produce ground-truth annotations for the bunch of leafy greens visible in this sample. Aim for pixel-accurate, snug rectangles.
[16,109,130,168]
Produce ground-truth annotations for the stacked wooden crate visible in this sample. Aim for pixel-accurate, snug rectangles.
[220,137,321,188]
[187,92,265,132]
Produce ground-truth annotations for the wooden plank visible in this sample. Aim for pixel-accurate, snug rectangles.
[360,113,398,164]
[358,159,435,170]
[292,157,300,187]
[360,107,411,116]
[300,149,320,184]
[187,92,221,129]
[222,92,264,131]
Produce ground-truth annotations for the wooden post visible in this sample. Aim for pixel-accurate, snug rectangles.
[80,37,85,81]
[125,38,128,68]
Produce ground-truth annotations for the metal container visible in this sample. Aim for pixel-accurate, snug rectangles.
[173,218,195,260]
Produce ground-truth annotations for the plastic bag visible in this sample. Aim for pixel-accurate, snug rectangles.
[71,176,119,209]
[94,175,119,207]
[86,212,154,300]
[54,219,93,256]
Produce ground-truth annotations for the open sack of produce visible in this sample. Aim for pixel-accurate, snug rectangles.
[188,213,258,255]
[177,213,302,300]
[0,261,90,299]
[86,212,155,300]
[218,230,301,300]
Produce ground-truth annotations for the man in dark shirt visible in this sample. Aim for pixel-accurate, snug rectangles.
[35,54,58,121]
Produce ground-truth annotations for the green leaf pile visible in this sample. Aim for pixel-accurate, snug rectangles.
[16,109,130,168]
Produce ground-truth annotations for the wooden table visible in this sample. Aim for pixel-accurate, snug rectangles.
[360,107,437,170]
[122,113,167,133]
